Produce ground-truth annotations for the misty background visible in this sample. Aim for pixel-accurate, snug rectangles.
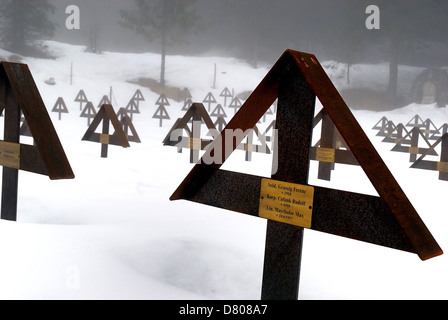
[45,0,447,66]
[0,0,447,108]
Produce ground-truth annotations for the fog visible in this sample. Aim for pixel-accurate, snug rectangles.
[47,0,447,67]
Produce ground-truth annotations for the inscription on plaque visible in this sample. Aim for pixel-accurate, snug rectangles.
[0,141,20,170]
[259,178,314,228]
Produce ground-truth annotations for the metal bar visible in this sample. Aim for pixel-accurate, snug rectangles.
[317,111,335,180]
[261,65,316,300]
[176,168,414,253]
[1,82,20,221]
[1,62,74,180]
[439,134,448,180]
[101,112,109,158]
[287,51,442,260]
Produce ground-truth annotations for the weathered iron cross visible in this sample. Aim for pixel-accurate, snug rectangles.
[0,61,74,221]
[170,50,442,300]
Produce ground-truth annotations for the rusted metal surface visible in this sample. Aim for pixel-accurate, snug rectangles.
[391,126,438,162]
[411,133,448,181]
[163,103,215,163]
[171,50,443,262]
[1,75,20,220]
[260,65,315,299]
[311,109,359,181]
[0,61,74,220]
[1,62,74,180]
[176,168,414,253]
[82,104,130,157]
[170,49,443,301]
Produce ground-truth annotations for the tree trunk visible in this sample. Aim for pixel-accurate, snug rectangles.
[160,33,166,87]
[160,0,168,87]
[386,36,400,106]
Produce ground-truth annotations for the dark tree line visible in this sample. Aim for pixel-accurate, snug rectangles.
[120,0,199,86]
[0,0,55,57]
[0,0,446,105]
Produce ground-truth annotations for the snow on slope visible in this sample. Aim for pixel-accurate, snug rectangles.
[0,41,446,300]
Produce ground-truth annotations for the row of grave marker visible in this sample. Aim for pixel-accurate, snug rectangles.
[163,98,359,184]
[0,53,443,302]
[373,115,448,181]
[51,89,145,124]
[54,88,278,129]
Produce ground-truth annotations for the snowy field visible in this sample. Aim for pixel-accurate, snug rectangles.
[0,41,447,300]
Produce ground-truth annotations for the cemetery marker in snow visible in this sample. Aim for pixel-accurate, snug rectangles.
[0,62,74,221]
[82,104,130,158]
[170,50,443,300]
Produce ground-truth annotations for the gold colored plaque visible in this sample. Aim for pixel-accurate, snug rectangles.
[244,144,255,152]
[437,162,448,173]
[100,134,110,145]
[259,178,314,228]
[409,146,419,155]
[189,138,201,150]
[0,141,20,169]
[315,147,335,163]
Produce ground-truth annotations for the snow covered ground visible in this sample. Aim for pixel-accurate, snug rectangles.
[0,41,446,300]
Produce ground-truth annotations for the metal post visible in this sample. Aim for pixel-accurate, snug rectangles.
[1,83,21,221]
[261,67,316,300]
[101,114,109,158]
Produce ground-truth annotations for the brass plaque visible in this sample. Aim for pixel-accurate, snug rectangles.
[259,178,314,228]
[100,134,110,145]
[189,138,202,150]
[0,141,20,169]
[437,162,448,173]
[244,144,255,152]
[315,147,335,163]
[409,146,419,155]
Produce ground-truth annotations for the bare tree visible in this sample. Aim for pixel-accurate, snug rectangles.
[120,0,198,86]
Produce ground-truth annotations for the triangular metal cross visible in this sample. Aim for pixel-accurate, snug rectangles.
[170,50,443,300]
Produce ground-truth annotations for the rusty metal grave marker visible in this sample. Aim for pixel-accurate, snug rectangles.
[82,104,130,158]
[153,94,170,127]
[376,119,397,137]
[406,114,426,129]
[423,119,441,140]
[180,88,192,104]
[163,103,215,163]
[228,96,242,115]
[372,116,388,131]
[391,126,438,162]
[126,96,141,121]
[311,109,358,181]
[430,123,448,140]
[236,125,271,162]
[52,97,69,120]
[117,107,141,143]
[169,50,443,300]
[220,87,233,107]
[0,61,75,221]
[132,89,145,104]
[382,122,410,144]
[411,133,448,181]
[97,95,111,109]
[80,101,97,126]
[203,92,217,112]
[182,98,193,112]
[74,89,88,111]
[210,104,227,132]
